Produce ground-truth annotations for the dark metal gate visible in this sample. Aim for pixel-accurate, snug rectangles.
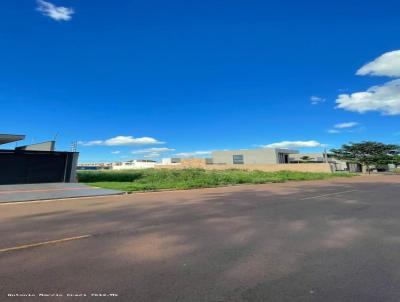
[0,150,78,185]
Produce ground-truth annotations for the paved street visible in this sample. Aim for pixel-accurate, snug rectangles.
[1,175,400,302]
[0,183,122,203]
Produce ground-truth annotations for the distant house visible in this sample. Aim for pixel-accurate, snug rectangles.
[212,148,299,165]
[289,153,360,172]
[112,160,156,170]
[161,158,181,165]
[0,134,78,184]
[289,153,328,163]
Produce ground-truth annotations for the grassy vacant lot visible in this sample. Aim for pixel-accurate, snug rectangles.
[78,169,355,192]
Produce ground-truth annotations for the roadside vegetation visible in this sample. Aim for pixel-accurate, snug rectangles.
[331,141,400,174]
[78,169,356,192]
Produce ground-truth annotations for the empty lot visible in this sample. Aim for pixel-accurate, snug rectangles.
[1,175,400,301]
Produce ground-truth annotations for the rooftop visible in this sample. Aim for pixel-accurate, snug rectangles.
[0,134,26,146]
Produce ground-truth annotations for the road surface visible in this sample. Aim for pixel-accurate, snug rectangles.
[1,175,400,301]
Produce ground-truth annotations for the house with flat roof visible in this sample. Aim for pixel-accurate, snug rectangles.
[0,134,79,185]
[212,148,299,165]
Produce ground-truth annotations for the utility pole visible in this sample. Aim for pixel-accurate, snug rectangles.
[70,141,78,152]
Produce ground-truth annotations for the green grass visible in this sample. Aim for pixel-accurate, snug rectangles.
[77,169,356,192]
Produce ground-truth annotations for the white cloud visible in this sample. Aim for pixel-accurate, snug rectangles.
[334,122,359,129]
[356,50,400,77]
[79,136,164,146]
[262,140,326,149]
[104,136,164,146]
[111,151,121,154]
[310,96,326,105]
[336,79,400,115]
[78,140,102,146]
[37,0,74,21]
[174,151,212,158]
[337,50,400,115]
[132,147,175,154]
[327,122,360,134]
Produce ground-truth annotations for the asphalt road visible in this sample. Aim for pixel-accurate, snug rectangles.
[0,183,122,203]
[1,175,400,302]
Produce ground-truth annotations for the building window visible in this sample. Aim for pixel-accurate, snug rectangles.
[233,155,244,164]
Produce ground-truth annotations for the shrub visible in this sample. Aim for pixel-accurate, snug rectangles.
[77,169,356,192]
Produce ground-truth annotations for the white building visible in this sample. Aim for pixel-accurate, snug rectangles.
[112,160,156,170]
[160,158,181,165]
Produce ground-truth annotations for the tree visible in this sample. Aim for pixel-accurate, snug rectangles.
[391,155,400,166]
[330,141,400,174]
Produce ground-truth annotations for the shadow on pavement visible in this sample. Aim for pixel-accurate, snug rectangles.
[1,176,400,301]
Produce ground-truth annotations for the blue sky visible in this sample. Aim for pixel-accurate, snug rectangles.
[1,0,399,162]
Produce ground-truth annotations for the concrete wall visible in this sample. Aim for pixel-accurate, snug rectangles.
[65,152,79,183]
[210,163,332,173]
[16,141,55,151]
[155,158,210,169]
[180,158,211,168]
[156,162,333,173]
[212,149,276,164]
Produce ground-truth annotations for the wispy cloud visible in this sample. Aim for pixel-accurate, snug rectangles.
[111,150,121,154]
[310,96,326,105]
[336,50,400,115]
[174,150,212,158]
[334,122,359,129]
[131,147,175,155]
[37,0,74,21]
[328,122,360,134]
[262,140,326,149]
[79,136,164,146]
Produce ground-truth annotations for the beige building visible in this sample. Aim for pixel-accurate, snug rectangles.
[212,148,298,165]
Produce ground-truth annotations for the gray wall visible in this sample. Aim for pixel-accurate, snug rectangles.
[0,150,79,184]
[16,141,55,152]
[65,152,79,183]
[212,149,298,165]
